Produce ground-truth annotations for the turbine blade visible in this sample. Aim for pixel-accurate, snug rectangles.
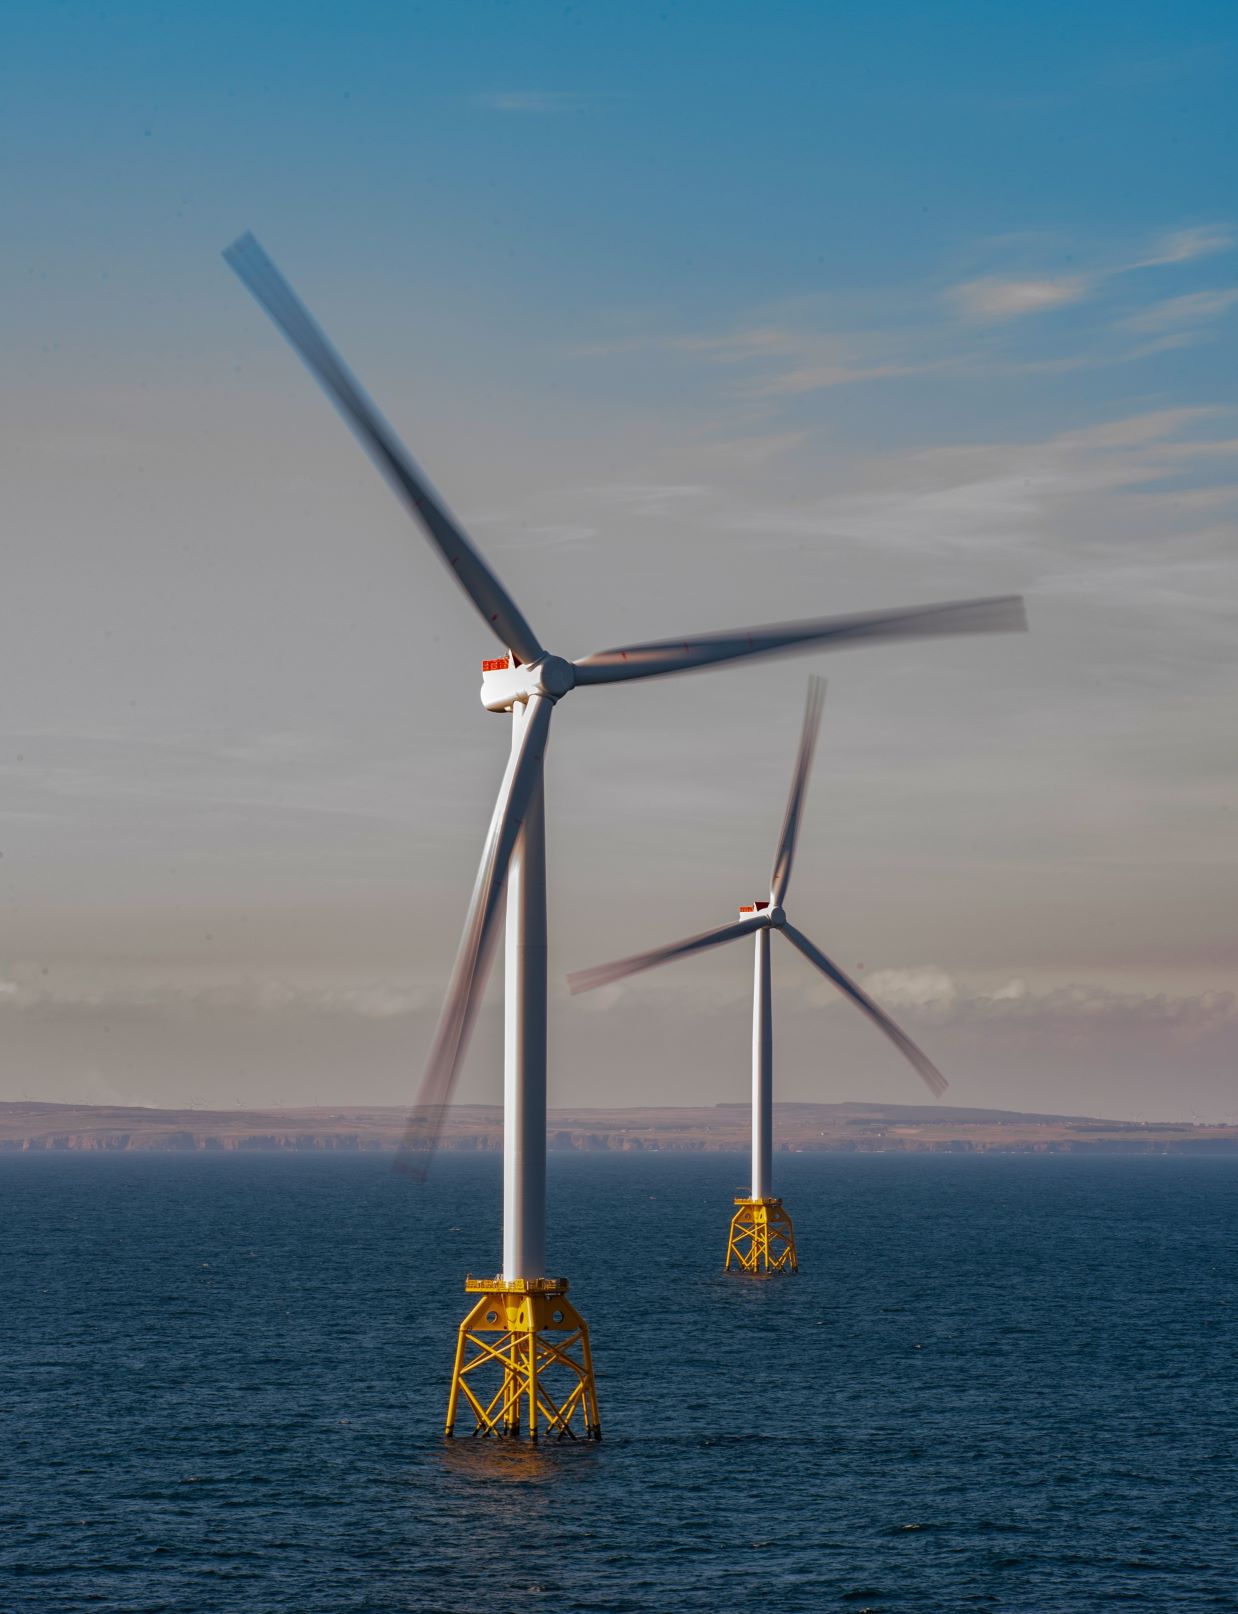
[770,675,826,906]
[223,232,544,665]
[567,918,760,996]
[781,923,948,1099]
[572,595,1026,685]
[396,697,554,1171]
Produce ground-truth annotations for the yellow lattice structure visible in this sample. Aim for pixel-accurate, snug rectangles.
[445,1276,601,1441]
[725,1196,798,1274]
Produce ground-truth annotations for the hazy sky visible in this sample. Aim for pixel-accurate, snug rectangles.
[2,1,1236,1120]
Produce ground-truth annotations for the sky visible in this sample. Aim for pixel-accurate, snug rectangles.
[1,0,1236,1122]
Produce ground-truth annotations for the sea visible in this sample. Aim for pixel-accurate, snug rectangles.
[3,1151,1236,1613]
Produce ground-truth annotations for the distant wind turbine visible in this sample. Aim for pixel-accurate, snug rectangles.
[225,231,1025,1433]
[568,676,947,1274]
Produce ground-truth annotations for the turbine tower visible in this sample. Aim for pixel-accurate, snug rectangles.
[568,676,948,1275]
[224,233,1025,1437]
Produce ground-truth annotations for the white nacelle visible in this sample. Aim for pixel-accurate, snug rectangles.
[480,654,576,713]
[738,900,785,928]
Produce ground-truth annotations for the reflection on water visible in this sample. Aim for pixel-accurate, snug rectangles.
[437,1434,601,1490]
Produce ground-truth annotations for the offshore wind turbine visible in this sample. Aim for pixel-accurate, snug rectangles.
[224,231,1025,1438]
[568,676,948,1275]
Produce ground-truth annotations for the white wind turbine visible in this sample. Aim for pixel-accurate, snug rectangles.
[567,675,948,1274]
[224,232,1025,1432]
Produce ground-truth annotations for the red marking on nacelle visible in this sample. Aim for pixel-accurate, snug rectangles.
[482,657,509,672]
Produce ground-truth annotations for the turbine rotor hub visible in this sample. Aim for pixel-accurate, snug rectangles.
[536,654,575,699]
[767,905,787,928]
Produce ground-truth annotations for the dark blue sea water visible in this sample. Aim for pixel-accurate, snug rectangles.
[3,1152,1237,1613]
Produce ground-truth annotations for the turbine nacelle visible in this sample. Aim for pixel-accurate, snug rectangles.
[481,653,576,713]
[738,900,786,928]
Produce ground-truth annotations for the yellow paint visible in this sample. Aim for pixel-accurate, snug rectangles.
[725,1196,798,1274]
[445,1276,601,1441]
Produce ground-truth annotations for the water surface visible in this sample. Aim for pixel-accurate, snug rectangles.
[3,1153,1236,1611]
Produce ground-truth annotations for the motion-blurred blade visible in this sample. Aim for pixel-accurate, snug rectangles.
[567,918,760,996]
[770,675,826,906]
[223,232,544,665]
[781,923,948,1098]
[396,697,554,1172]
[572,595,1026,685]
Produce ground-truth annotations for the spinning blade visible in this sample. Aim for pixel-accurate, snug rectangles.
[224,233,544,664]
[397,696,554,1171]
[770,675,826,906]
[572,595,1026,684]
[781,922,947,1098]
[567,917,762,996]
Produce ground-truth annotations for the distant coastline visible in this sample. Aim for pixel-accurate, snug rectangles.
[1,1100,1235,1155]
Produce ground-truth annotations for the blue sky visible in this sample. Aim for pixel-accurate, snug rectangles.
[5,2,1235,371]
[1,2,1236,1120]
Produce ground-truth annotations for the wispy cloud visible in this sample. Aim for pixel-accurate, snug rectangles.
[1056,407,1219,448]
[1136,224,1234,267]
[733,407,1238,560]
[575,221,1236,401]
[951,275,1091,321]
[670,327,805,362]
[746,360,935,398]
[948,222,1233,324]
[856,967,1238,1039]
[1124,287,1238,333]
[577,963,1238,1041]
[669,328,940,398]
[476,90,589,114]
[577,320,955,398]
